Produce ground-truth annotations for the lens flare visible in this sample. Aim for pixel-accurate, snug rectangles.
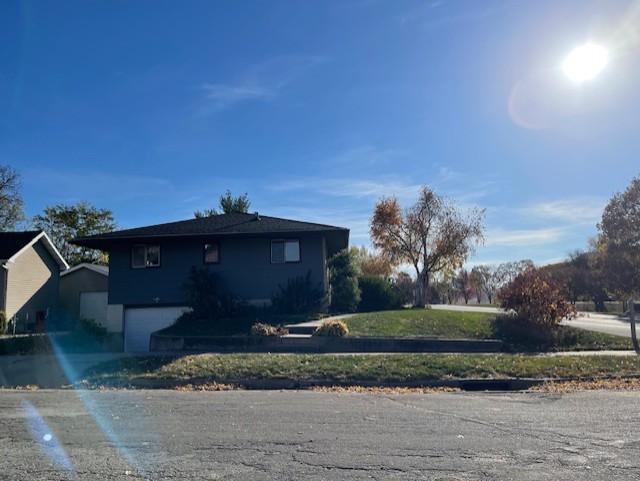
[22,400,74,472]
[562,43,609,83]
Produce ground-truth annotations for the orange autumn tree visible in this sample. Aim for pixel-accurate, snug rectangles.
[370,186,484,307]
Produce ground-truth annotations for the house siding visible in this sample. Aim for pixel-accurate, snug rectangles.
[59,269,108,320]
[5,241,60,325]
[108,233,327,307]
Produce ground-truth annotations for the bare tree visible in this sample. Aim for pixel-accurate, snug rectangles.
[0,165,24,231]
[370,186,484,306]
[454,268,474,304]
[495,260,534,287]
[470,266,487,303]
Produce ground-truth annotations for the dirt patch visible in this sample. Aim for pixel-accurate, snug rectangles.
[173,382,239,391]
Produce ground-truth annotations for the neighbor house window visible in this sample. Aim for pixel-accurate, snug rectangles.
[204,242,219,264]
[271,239,300,263]
[131,244,161,268]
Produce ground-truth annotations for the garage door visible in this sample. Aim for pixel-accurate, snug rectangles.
[124,307,188,352]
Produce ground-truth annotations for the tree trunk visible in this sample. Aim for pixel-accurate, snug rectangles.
[416,272,430,307]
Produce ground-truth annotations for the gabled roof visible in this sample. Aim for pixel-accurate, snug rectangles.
[72,212,349,253]
[0,231,69,270]
[0,231,42,260]
[60,262,109,277]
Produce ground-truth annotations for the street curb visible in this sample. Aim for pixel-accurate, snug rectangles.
[74,374,640,391]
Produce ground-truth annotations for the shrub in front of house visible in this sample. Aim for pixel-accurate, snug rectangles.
[312,319,349,337]
[73,318,108,339]
[328,249,361,313]
[249,322,289,337]
[164,266,253,336]
[357,275,402,312]
[271,271,327,315]
[499,267,576,329]
[182,266,240,321]
[0,311,7,335]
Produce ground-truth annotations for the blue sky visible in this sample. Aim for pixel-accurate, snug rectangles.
[2,0,639,266]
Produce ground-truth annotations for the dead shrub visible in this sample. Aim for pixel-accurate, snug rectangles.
[249,322,289,337]
[313,319,349,337]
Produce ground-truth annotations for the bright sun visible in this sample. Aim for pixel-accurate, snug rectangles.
[562,43,609,83]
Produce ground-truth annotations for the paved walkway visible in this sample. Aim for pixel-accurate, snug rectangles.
[284,313,355,329]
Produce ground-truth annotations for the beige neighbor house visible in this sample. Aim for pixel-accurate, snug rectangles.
[0,231,69,333]
[59,263,110,330]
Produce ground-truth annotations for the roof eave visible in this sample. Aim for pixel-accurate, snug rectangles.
[72,228,350,251]
[5,231,69,270]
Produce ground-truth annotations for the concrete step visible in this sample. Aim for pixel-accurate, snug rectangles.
[285,325,318,335]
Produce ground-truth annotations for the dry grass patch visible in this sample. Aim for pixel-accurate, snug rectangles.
[310,385,461,394]
[531,377,640,392]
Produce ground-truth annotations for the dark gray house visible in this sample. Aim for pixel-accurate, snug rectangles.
[73,213,349,351]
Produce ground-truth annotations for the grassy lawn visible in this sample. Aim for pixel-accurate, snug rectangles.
[346,309,495,338]
[81,353,640,388]
[344,308,632,351]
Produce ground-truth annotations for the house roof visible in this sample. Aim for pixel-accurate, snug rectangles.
[72,212,350,254]
[0,231,69,270]
[60,262,109,277]
[0,231,42,260]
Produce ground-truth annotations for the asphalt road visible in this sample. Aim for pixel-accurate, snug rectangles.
[1,389,639,480]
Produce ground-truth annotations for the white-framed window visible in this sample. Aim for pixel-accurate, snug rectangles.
[204,242,220,264]
[131,244,161,268]
[271,239,300,264]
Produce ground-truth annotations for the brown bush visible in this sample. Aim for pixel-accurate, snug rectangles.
[499,268,576,329]
[313,319,349,337]
[249,322,289,337]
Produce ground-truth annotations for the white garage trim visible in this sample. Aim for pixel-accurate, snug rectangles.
[124,306,188,353]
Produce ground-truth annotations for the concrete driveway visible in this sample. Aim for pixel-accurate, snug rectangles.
[1,389,639,480]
